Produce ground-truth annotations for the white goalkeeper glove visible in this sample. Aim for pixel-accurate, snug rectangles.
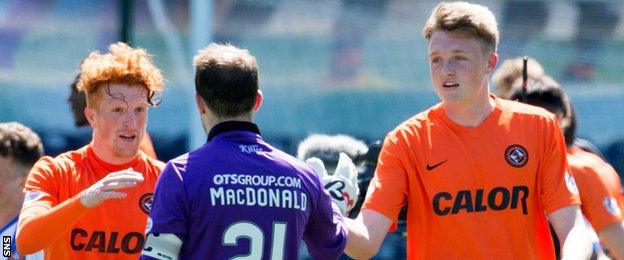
[306,153,359,215]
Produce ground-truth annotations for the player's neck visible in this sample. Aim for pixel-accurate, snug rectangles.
[444,94,495,127]
[89,140,137,165]
[202,112,253,135]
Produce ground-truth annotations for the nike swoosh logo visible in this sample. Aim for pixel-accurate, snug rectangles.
[426,160,447,171]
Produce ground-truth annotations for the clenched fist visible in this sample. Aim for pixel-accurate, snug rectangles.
[80,168,144,208]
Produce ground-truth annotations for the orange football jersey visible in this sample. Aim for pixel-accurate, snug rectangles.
[363,96,580,259]
[567,146,624,232]
[17,145,163,259]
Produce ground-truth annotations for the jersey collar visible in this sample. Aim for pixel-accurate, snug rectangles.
[207,121,261,141]
[86,145,141,172]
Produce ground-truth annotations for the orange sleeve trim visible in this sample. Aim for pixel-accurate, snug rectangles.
[17,193,88,254]
[362,202,399,223]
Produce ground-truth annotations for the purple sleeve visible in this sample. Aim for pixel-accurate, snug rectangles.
[146,162,189,242]
[302,174,348,259]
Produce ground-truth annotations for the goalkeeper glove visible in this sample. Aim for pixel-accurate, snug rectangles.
[306,153,359,215]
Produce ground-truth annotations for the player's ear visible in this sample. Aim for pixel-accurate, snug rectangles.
[195,93,206,115]
[252,90,263,113]
[85,107,96,128]
[486,52,498,73]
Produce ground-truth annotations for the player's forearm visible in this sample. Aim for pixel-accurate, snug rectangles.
[549,206,592,260]
[343,218,380,259]
[344,209,392,258]
[598,221,624,260]
[559,221,592,260]
[17,193,88,254]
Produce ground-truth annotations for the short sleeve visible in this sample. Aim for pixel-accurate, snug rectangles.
[361,132,409,222]
[538,117,580,214]
[146,162,189,242]
[572,157,624,232]
[21,156,63,213]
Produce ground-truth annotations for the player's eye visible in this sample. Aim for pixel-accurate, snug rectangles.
[135,107,146,113]
[453,56,467,61]
[112,107,125,113]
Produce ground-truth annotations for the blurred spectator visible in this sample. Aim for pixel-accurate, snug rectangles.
[0,0,55,70]
[327,0,390,87]
[500,1,620,81]
[492,57,605,158]
[565,2,620,81]
[213,0,280,45]
[213,0,392,88]
[0,122,44,259]
[500,1,548,59]
[491,57,545,99]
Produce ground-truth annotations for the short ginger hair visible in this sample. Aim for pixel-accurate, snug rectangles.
[77,42,164,107]
[423,1,499,53]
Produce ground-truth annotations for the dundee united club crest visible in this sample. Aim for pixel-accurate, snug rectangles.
[505,145,528,168]
[139,193,153,214]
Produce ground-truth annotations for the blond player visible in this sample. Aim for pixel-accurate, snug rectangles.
[341,2,592,259]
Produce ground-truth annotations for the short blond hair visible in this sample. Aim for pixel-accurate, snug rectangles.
[492,57,545,99]
[423,1,499,53]
[77,42,164,107]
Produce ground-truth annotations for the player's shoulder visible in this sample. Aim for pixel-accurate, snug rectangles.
[567,147,614,178]
[498,98,557,122]
[33,146,88,173]
[386,103,442,141]
[161,152,190,176]
[139,150,166,170]
[262,145,323,189]
[268,144,315,173]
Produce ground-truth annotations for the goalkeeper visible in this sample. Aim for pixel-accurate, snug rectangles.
[141,43,347,260]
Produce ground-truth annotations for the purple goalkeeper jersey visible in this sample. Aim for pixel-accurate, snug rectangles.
[144,121,347,259]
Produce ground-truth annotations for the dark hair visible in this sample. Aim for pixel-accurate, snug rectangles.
[193,43,258,118]
[0,122,44,171]
[563,106,578,147]
[68,74,89,127]
[509,77,574,145]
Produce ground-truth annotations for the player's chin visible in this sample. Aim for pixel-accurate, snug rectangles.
[435,92,456,103]
[114,145,140,158]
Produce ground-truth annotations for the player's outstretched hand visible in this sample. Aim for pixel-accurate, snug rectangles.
[306,153,359,215]
[80,168,144,208]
